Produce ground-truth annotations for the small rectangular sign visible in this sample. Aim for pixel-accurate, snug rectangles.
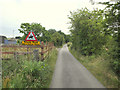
[22,41,40,45]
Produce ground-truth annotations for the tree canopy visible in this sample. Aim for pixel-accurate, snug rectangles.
[18,23,72,46]
[69,8,105,55]
[69,0,120,75]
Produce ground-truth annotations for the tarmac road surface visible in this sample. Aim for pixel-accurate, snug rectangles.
[50,44,105,88]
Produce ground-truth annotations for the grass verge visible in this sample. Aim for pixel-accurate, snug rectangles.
[69,47,119,88]
[44,48,58,88]
[56,45,63,48]
[2,48,58,88]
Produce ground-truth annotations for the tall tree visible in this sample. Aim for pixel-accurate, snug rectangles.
[18,23,69,46]
[48,29,56,35]
[51,32,65,46]
[69,8,105,55]
[18,23,45,40]
[99,1,120,75]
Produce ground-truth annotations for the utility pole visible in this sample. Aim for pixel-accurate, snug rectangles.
[13,30,15,38]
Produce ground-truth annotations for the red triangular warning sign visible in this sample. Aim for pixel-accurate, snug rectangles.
[25,32,37,41]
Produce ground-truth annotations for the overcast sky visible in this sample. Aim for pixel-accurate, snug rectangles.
[0,0,109,38]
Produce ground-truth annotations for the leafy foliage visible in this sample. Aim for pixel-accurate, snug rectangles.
[69,8,105,55]
[2,48,58,88]
[18,23,71,46]
[67,42,72,47]
[18,23,46,41]
[9,61,49,88]
[51,32,65,46]
[69,0,120,76]
[91,0,120,76]
[100,1,120,76]
[69,46,119,88]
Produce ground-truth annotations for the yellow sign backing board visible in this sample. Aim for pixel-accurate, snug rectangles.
[22,41,40,45]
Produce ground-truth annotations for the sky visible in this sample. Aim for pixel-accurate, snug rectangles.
[0,0,110,38]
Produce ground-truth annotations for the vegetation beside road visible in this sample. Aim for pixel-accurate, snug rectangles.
[2,48,58,88]
[18,23,71,47]
[67,0,119,88]
[68,1,119,75]
[2,0,119,88]
[69,46,119,88]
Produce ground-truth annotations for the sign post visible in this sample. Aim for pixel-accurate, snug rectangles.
[22,32,40,45]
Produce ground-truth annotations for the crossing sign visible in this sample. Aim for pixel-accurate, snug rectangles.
[25,32,37,41]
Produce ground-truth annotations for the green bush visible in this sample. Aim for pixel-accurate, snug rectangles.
[9,60,50,88]
[67,42,72,47]
[51,32,65,46]
[2,48,58,88]
[102,36,120,76]
[108,40,119,76]
[69,8,105,56]
[69,47,119,88]
[2,58,23,78]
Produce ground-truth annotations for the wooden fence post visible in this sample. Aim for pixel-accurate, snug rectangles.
[48,42,50,57]
[46,41,47,50]
[46,41,48,55]
[41,41,44,61]
[0,44,1,57]
[33,49,39,61]
[50,42,52,50]
[27,47,29,60]
[14,52,19,64]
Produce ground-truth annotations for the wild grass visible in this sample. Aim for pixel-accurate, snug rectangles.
[0,57,2,90]
[2,48,58,88]
[69,47,119,88]
[44,48,58,88]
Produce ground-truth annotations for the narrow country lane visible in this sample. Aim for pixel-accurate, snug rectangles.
[50,44,105,88]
